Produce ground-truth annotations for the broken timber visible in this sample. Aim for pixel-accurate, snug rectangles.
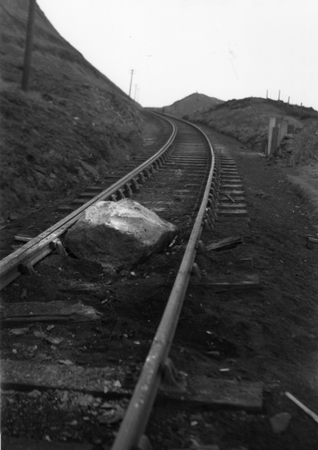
[2,436,93,450]
[205,236,243,252]
[0,359,130,396]
[14,235,32,243]
[193,274,260,292]
[1,361,262,411]
[307,236,318,249]
[58,281,102,294]
[1,300,101,325]
[161,375,263,411]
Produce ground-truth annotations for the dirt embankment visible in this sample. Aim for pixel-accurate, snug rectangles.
[0,0,145,222]
[188,97,318,153]
[186,97,318,223]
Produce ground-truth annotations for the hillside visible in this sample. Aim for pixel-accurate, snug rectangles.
[0,0,145,222]
[188,97,318,159]
[159,92,223,118]
[189,96,318,222]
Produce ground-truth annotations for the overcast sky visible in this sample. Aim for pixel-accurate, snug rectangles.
[37,0,318,110]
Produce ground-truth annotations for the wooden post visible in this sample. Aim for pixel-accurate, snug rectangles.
[271,126,279,155]
[266,117,276,157]
[128,69,134,97]
[22,0,36,91]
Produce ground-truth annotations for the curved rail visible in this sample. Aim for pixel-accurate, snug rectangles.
[0,117,177,290]
[112,118,216,450]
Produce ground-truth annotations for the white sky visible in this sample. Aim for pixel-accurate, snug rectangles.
[37,0,318,110]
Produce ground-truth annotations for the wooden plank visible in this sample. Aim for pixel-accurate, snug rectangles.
[285,391,318,424]
[237,257,254,270]
[194,274,260,292]
[1,359,130,395]
[58,281,101,294]
[162,376,263,411]
[1,437,93,450]
[217,203,247,208]
[221,184,243,189]
[219,189,244,195]
[1,301,101,325]
[216,216,250,223]
[205,236,243,252]
[219,195,245,203]
[57,205,74,212]
[307,236,318,249]
[14,235,33,242]
[1,365,262,412]
[218,209,248,216]
[71,199,87,205]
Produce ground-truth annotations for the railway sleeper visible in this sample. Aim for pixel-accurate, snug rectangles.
[138,171,147,183]
[116,189,126,200]
[124,182,133,197]
[1,115,268,450]
[131,177,140,191]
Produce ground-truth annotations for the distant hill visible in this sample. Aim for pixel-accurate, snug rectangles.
[157,93,223,118]
[0,0,144,220]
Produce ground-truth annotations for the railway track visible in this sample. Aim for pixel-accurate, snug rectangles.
[0,113,174,289]
[1,114,262,449]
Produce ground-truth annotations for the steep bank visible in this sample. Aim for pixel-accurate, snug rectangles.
[0,0,145,222]
[188,97,318,222]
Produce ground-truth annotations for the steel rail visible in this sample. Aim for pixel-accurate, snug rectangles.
[111,119,215,450]
[0,118,177,291]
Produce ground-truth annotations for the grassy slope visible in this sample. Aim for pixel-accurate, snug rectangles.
[189,97,318,220]
[188,97,318,160]
[0,0,144,221]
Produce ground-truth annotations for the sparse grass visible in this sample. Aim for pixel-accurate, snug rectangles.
[190,97,318,157]
[0,0,144,220]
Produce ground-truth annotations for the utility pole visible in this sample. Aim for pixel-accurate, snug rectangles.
[22,0,36,92]
[128,69,134,97]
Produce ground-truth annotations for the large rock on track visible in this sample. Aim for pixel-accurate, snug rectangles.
[64,199,177,270]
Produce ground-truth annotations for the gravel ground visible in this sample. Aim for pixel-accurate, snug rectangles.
[1,126,318,450]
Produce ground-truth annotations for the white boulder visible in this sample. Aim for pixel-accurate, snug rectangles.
[64,199,177,270]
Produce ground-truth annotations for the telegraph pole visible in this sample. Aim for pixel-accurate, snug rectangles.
[128,69,134,97]
[22,0,36,91]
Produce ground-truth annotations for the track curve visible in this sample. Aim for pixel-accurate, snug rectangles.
[1,114,222,450]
